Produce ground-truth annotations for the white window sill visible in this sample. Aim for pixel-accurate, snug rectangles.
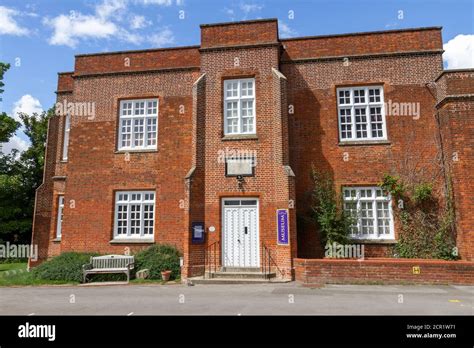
[338,140,390,146]
[350,239,396,244]
[222,134,258,141]
[109,238,154,244]
[115,149,158,154]
[52,238,62,242]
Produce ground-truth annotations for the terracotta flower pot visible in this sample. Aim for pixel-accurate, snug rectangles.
[161,270,172,281]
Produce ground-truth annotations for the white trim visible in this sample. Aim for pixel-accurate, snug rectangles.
[62,114,70,161]
[56,195,64,239]
[113,191,156,240]
[337,86,387,142]
[343,186,395,240]
[118,99,158,151]
[223,78,256,135]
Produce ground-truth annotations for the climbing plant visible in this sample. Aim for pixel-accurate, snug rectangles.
[379,174,457,260]
[310,168,353,246]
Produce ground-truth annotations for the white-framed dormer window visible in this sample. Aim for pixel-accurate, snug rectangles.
[223,78,256,135]
[337,86,387,142]
[118,99,158,151]
[56,195,64,239]
[343,187,394,240]
[62,114,70,161]
[114,191,155,240]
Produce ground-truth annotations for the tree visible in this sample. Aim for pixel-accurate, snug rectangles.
[0,63,20,143]
[0,60,52,244]
[0,109,52,244]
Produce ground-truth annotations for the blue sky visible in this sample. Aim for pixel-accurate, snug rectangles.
[0,0,473,153]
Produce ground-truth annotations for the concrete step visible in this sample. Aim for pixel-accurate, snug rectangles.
[211,271,276,279]
[189,277,290,285]
[221,267,262,273]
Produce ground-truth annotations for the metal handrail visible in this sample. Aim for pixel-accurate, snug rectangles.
[261,242,283,279]
[204,241,220,279]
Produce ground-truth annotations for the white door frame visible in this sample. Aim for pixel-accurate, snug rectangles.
[221,197,260,268]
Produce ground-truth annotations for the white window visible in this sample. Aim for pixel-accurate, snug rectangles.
[224,78,256,135]
[337,86,387,141]
[343,187,394,240]
[114,191,155,239]
[56,195,64,239]
[118,99,158,150]
[62,114,70,161]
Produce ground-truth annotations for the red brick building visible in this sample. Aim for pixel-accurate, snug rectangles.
[30,19,474,280]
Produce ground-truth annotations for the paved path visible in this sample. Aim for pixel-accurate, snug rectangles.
[0,283,472,315]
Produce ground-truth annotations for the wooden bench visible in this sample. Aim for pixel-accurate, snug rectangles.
[82,255,135,283]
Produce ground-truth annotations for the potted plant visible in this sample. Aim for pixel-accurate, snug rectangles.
[161,270,172,281]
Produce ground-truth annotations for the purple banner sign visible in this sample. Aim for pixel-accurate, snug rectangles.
[277,209,289,245]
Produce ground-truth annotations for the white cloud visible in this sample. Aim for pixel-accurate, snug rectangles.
[43,13,118,48]
[96,0,127,19]
[279,20,297,38]
[137,0,175,5]
[1,134,29,156]
[147,28,174,47]
[240,3,263,14]
[12,94,43,122]
[130,14,151,29]
[443,34,474,69]
[0,6,30,36]
[43,0,174,48]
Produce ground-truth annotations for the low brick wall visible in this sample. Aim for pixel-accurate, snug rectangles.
[294,258,474,285]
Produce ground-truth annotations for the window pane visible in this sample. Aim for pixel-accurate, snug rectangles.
[353,89,366,104]
[130,204,141,235]
[134,119,144,147]
[369,88,381,103]
[146,118,157,146]
[339,108,352,139]
[121,102,132,116]
[355,107,368,138]
[370,107,384,138]
[135,102,145,115]
[121,119,132,148]
[338,90,350,104]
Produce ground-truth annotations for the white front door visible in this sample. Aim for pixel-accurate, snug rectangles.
[222,198,259,268]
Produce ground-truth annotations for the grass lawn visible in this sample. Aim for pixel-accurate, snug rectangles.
[0,263,180,286]
[0,263,78,287]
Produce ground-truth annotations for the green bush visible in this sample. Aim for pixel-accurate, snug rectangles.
[310,168,352,246]
[134,245,181,280]
[32,252,98,282]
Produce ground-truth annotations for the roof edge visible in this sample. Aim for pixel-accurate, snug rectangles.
[200,18,278,28]
[280,26,443,42]
[75,45,200,58]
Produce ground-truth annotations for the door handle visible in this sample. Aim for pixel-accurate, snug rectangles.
[244,227,248,235]
[237,239,241,243]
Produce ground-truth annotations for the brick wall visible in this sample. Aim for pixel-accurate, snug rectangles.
[436,70,474,260]
[281,27,442,61]
[295,258,474,285]
[282,52,445,258]
[30,20,473,279]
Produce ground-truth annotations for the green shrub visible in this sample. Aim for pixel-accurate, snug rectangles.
[310,168,352,246]
[413,183,433,203]
[32,252,98,282]
[134,245,181,280]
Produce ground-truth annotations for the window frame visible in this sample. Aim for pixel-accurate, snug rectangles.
[56,195,64,239]
[62,114,70,161]
[117,98,158,151]
[223,78,256,136]
[113,191,156,240]
[342,186,394,240]
[336,86,388,142]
